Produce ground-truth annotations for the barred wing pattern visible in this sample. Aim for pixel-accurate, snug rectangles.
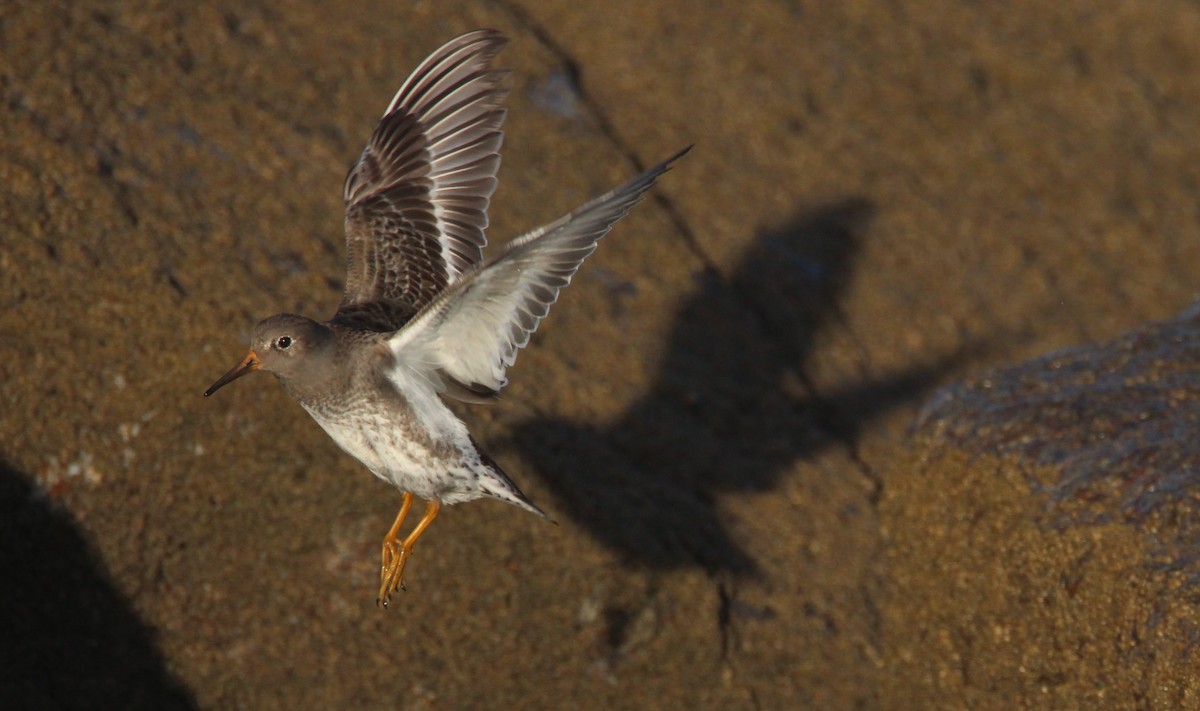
[337,30,509,330]
[383,148,690,400]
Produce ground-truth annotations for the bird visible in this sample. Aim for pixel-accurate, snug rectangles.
[204,28,688,606]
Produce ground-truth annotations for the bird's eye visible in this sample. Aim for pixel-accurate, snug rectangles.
[276,336,293,350]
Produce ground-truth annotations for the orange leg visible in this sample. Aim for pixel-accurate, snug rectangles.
[378,499,441,607]
[380,492,414,577]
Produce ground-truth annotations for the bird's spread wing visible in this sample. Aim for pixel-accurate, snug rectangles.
[381,147,691,401]
[336,30,509,331]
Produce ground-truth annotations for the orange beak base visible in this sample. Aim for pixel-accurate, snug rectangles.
[204,351,261,397]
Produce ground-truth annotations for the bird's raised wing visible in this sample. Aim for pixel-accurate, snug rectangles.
[336,30,509,331]
[381,148,690,401]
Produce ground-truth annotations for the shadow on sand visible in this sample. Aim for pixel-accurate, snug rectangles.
[512,198,964,574]
[0,457,196,709]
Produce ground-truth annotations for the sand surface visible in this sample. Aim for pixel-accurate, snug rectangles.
[4,1,1200,708]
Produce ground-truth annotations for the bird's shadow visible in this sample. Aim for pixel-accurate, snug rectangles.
[510,198,967,575]
[0,457,197,709]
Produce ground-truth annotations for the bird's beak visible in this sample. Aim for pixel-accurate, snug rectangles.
[204,351,261,397]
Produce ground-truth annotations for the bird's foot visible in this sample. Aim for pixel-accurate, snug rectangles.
[375,499,440,608]
[377,541,412,607]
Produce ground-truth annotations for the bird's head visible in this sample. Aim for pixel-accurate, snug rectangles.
[204,313,335,396]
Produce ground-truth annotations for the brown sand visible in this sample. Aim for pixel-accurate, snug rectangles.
[4,1,1200,708]
[884,310,1200,708]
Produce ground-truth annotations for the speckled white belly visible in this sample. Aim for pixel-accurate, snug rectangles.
[300,381,485,504]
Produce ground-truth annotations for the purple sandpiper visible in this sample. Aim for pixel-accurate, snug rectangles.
[205,29,688,606]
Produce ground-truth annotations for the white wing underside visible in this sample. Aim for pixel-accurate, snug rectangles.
[383,148,688,399]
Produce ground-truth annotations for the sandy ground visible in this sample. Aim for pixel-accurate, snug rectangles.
[884,309,1200,708]
[4,1,1200,708]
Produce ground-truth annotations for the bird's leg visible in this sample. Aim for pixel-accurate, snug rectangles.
[378,492,413,600]
[378,500,441,607]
